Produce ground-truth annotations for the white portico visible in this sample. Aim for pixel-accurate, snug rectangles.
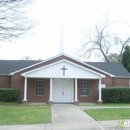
[21,58,105,104]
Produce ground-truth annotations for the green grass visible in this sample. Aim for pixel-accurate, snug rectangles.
[100,103,130,106]
[0,105,51,125]
[80,103,130,106]
[85,108,130,121]
[0,102,20,106]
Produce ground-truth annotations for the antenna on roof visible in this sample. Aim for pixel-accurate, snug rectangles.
[59,21,64,54]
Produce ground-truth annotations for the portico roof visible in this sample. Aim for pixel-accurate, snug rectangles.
[21,59,105,79]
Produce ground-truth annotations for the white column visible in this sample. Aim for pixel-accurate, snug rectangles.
[49,78,52,101]
[75,78,78,101]
[23,77,27,101]
[98,78,102,101]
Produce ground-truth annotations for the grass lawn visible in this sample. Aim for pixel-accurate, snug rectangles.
[0,104,51,125]
[99,103,130,106]
[85,108,130,121]
[80,103,130,106]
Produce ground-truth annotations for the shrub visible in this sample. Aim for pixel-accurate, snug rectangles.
[0,88,19,102]
[102,87,130,103]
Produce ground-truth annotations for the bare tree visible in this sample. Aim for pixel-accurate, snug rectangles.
[79,16,130,62]
[22,56,43,61]
[0,0,34,41]
[105,53,122,63]
[22,56,33,60]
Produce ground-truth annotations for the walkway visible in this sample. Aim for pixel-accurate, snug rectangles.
[51,104,102,129]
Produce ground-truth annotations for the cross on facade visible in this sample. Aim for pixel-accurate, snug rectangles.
[61,66,67,76]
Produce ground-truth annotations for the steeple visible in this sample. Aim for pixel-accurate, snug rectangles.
[59,21,64,54]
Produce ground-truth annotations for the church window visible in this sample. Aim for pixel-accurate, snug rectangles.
[80,81,89,96]
[35,80,44,96]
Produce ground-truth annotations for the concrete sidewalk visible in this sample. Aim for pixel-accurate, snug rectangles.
[0,104,128,130]
[51,104,103,129]
[0,122,126,130]
[52,104,97,123]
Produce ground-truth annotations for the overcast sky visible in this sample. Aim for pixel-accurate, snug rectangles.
[0,0,130,61]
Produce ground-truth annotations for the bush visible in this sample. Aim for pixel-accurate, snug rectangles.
[0,88,19,102]
[102,87,130,103]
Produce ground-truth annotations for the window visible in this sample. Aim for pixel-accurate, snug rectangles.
[80,81,89,96]
[35,80,44,96]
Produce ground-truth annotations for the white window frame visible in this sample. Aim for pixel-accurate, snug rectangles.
[35,80,44,96]
[80,81,89,96]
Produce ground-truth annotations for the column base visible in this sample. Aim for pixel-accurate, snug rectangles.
[97,100,103,104]
[74,101,79,105]
[48,101,53,105]
[22,100,28,104]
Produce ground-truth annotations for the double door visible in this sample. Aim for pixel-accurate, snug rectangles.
[52,79,73,103]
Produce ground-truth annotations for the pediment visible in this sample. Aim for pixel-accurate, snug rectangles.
[21,60,105,79]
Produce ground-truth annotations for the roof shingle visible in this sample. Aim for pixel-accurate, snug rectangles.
[0,60,40,75]
[0,60,129,77]
[85,62,130,77]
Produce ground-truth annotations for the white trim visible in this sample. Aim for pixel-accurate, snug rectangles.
[21,76,102,79]
[10,53,114,77]
[111,76,130,78]
[21,59,105,78]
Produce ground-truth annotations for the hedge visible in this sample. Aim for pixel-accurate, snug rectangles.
[0,88,19,102]
[102,87,130,103]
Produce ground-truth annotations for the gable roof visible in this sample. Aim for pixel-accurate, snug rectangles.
[85,62,130,77]
[0,54,129,77]
[0,60,40,75]
[21,59,105,79]
[9,53,114,76]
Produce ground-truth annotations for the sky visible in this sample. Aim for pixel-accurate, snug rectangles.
[0,0,130,61]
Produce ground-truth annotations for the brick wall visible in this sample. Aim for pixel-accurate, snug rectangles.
[27,78,49,102]
[77,79,99,103]
[11,73,24,101]
[102,75,113,87]
[0,75,11,88]
[112,78,129,87]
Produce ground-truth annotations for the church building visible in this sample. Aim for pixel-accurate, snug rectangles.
[0,53,130,104]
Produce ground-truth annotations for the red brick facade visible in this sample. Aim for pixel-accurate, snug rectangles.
[27,78,50,102]
[0,76,11,88]
[102,75,113,87]
[11,73,24,101]
[112,78,129,87]
[78,79,99,103]
[0,55,129,103]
